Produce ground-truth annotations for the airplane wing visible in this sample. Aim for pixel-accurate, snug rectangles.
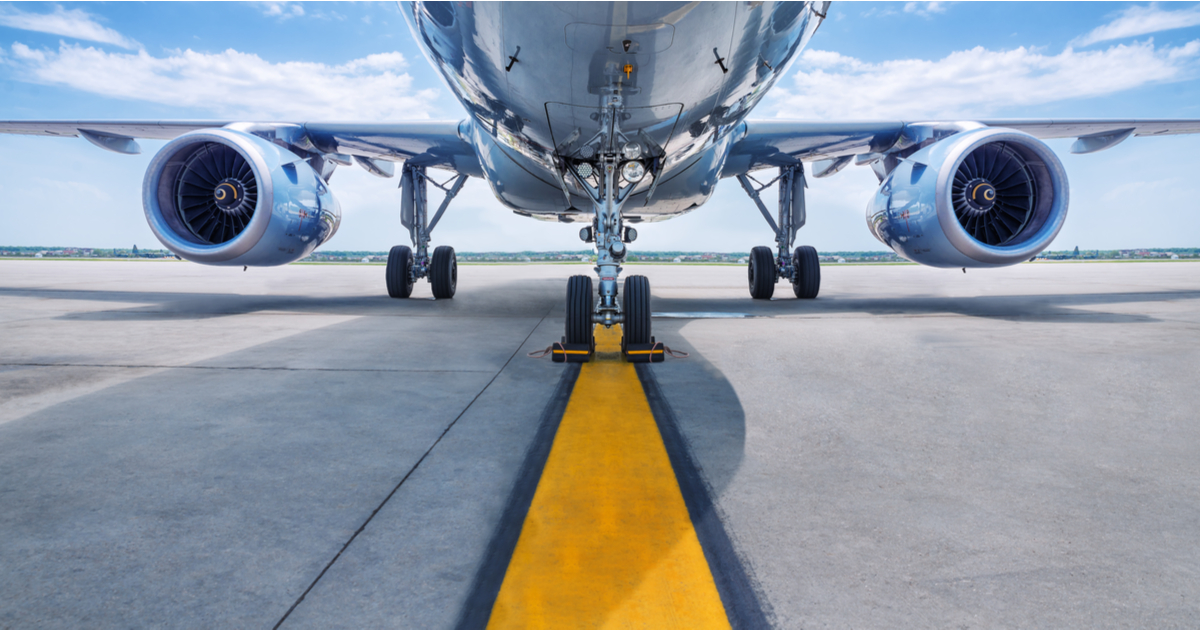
[0,119,481,176]
[723,119,1200,176]
[0,120,228,140]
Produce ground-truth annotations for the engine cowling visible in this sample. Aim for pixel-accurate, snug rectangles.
[143,128,341,266]
[866,127,1068,268]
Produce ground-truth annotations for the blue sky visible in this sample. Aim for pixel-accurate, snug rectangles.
[2,1,1200,252]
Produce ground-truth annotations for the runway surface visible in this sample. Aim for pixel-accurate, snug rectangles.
[1,259,1198,628]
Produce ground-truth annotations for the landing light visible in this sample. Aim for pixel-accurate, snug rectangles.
[621,161,645,183]
[622,142,642,160]
[576,162,594,179]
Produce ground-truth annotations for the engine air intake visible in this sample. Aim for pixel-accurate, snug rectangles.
[143,128,341,266]
[176,143,258,244]
[951,143,1035,246]
[866,126,1069,268]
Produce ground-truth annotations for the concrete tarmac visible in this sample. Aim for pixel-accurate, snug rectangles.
[1,259,1198,628]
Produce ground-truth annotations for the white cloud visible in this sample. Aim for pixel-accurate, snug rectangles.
[1074,3,1200,47]
[0,5,139,49]
[255,2,350,22]
[860,7,898,19]
[3,43,441,121]
[903,2,950,18]
[256,2,305,19]
[772,39,1200,120]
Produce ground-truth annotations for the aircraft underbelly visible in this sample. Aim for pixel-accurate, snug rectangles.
[499,3,735,158]
[407,1,824,217]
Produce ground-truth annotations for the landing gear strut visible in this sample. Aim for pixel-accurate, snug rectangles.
[385,164,467,299]
[737,165,821,300]
[558,87,655,349]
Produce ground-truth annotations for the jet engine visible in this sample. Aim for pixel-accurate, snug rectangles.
[143,128,341,266]
[866,127,1068,268]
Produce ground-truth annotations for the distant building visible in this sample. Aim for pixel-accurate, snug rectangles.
[837,257,846,263]
[673,257,682,263]
[361,257,370,263]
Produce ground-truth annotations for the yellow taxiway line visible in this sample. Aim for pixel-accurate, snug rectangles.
[486,325,731,628]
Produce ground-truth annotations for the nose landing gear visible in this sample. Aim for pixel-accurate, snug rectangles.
[621,275,651,346]
[561,273,653,361]
[553,85,664,358]
[565,275,594,346]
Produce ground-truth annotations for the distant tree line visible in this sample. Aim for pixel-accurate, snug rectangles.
[4,246,1197,263]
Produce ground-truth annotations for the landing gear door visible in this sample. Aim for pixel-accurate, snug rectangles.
[545,102,683,162]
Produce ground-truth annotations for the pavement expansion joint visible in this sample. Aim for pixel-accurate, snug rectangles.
[273,308,553,629]
[653,312,753,319]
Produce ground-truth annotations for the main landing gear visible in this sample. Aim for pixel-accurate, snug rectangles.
[385,164,467,299]
[737,165,821,300]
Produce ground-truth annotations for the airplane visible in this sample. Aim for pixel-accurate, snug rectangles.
[4,1,1200,355]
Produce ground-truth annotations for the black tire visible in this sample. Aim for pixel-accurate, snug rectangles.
[748,245,776,299]
[623,275,651,345]
[792,245,821,299]
[386,245,413,298]
[565,275,593,345]
[430,245,457,299]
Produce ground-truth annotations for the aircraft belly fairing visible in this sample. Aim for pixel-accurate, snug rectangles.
[408,1,824,217]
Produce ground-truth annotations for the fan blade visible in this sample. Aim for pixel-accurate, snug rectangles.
[196,147,223,185]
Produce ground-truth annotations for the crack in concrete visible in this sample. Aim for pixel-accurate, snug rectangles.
[271,306,554,629]
[0,363,494,373]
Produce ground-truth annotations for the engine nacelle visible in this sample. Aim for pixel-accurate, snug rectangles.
[866,127,1068,268]
[143,128,341,266]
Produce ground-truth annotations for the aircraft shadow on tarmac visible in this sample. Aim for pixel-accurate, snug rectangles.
[650,289,1200,324]
[2,284,1194,324]
[6,279,568,321]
